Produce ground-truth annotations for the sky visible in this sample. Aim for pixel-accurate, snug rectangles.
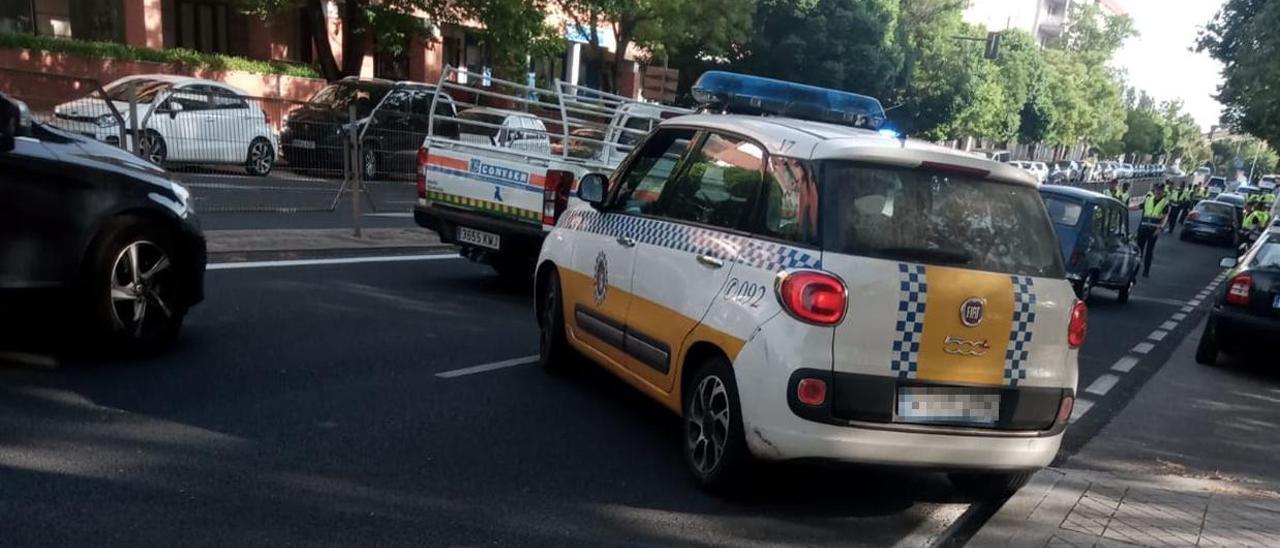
[1111,0,1227,131]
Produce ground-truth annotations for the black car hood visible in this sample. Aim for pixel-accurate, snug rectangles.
[38,122,167,176]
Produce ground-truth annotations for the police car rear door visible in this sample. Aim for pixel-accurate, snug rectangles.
[560,127,697,370]
[622,131,767,390]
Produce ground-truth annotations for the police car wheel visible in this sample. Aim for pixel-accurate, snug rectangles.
[1195,320,1220,366]
[948,471,1032,501]
[537,269,573,373]
[683,357,750,492]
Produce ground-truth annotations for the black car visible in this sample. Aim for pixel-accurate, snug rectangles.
[1040,185,1141,302]
[279,77,458,179]
[1197,227,1280,364]
[1180,200,1240,247]
[0,92,205,349]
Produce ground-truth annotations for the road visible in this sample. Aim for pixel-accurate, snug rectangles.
[0,221,1233,546]
[173,170,418,231]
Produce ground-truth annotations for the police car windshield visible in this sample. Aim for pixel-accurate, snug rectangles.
[821,162,1064,278]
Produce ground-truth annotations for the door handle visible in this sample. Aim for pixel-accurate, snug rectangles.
[616,236,637,248]
[696,254,724,269]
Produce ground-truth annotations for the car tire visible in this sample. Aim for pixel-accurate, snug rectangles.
[493,254,533,282]
[84,217,188,351]
[949,471,1033,501]
[1117,275,1134,304]
[141,130,167,166]
[1076,272,1095,302]
[360,144,378,181]
[683,356,752,494]
[1195,319,1220,366]
[245,137,275,176]
[537,268,574,374]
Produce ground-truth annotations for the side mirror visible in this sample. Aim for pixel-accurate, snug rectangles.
[0,94,32,152]
[1220,257,1238,269]
[166,101,184,118]
[578,173,608,208]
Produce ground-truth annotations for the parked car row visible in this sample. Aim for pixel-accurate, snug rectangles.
[1008,160,1049,183]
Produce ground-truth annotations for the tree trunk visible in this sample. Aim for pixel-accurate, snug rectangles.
[341,0,367,78]
[304,0,341,81]
[611,36,632,98]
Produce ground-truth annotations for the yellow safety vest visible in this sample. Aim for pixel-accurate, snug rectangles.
[1244,210,1270,230]
[1143,193,1171,222]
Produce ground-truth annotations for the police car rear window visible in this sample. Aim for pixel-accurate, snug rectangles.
[820,162,1065,278]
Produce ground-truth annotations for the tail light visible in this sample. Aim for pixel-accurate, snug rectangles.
[1056,395,1075,424]
[415,148,429,199]
[1226,273,1252,306]
[543,170,574,226]
[1068,300,1087,348]
[776,270,847,325]
[1188,211,1200,221]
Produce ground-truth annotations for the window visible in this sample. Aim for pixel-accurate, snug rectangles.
[1250,240,1280,269]
[617,116,655,149]
[614,128,696,215]
[1043,196,1084,226]
[104,78,172,104]
[307,82,391,118]
[456,110,505,139]
[1090,205,1107,241]
[192,85,248,110]
[166,89,213,111]
[820,162,1064,278]
[1109,205,1127,237]
[378,90,411,116]
[175,0,230,54]
[758,156,819,245]
[659,133,765,230]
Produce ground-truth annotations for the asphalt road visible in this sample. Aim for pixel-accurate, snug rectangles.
[174,170,418,231]
[0,218,1235,547]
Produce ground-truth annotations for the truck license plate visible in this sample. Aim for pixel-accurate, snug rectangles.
[458,226,500,250]
[293,139,316,150]
[896,387,1000,427]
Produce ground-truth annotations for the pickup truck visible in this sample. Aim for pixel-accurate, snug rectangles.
[413,67,688,277]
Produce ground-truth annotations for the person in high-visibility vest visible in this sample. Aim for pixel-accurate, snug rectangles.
[1167,182,1190,233]
[1118,182,1132,207]
[1104,179,1121,200]
[1137,184,1172,278]
[1196,184,1211,200]
[1244,204,1272,231]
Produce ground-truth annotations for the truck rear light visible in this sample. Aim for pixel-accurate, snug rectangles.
[1226,274,1252,306]
[1068,300,1087,348]
[776,270,847,325]
[796,378,827,406]
[416,148,429,199]
[543,170,574,226]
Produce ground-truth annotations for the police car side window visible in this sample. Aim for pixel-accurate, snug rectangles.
[613,128,696,215]
[757,156,819,244]
[658,133,765,230]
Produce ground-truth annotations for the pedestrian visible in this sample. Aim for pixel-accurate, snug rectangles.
[1167,181,1190,232]
[1119,181,1132,207]
[1104,179,1120,200]
[1137,183,1172,278]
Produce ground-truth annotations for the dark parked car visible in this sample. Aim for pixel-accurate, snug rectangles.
[280,77,458,179]
[1180,200,1241,247]
[1196,227,1280,364]
[1040,185,1140,302]
[0,92,205,348]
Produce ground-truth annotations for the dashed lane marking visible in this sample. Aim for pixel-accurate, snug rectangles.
[1172,313,1187,321]
[1071,398,1095,422]
[1133,342,1155,354]
[208,254,461,270]
[1188,299,1202,306]
[1180,306,1195,313]
[1160,320,1179,330]
[1085,374,1121,396]
[1111,356,1139,373]
[436,355,539,379]
[1148,330,1168,341]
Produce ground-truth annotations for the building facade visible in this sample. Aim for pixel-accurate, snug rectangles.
[963,0,1126,45]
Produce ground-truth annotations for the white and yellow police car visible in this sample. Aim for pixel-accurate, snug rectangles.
[534,73,1085,499]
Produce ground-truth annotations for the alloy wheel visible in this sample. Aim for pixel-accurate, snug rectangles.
[362,149,377,180]
[249,140,274,174]
[686,375,731,476]
[142,134,166,165]
[108,241,174,338]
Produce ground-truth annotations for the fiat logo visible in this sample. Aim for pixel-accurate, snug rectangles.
[960,297,985,327]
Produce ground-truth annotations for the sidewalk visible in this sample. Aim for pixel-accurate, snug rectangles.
[205,228,453,262]
[971,319,1280,547]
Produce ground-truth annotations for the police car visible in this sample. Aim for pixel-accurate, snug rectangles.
[534,73,1084,499]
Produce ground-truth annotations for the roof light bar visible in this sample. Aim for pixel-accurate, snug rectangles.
[691,71,886,130]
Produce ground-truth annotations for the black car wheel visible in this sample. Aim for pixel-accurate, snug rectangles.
[141,131,167,165]
[87,218,188,349]
[949,471,1033,501]
[683,356,751,493]
[537,269,573,374]
[1195,319,1220,366]
[360,146,378,181]
[245,137,275,176]
[1117,275,1134,304]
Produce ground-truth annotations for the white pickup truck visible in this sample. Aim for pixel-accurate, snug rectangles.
[413,67,688,277]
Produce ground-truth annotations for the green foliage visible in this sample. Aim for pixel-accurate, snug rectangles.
[1197,0,1280,150]
[0,32,319,78]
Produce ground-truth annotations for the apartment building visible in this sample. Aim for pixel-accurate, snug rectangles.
[964,0,1126,45]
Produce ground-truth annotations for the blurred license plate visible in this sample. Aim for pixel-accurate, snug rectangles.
[293,139,316,150]
[897,387,999,426]
[457,226,500,250]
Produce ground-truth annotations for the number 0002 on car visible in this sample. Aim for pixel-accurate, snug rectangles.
[458,226,501,250]
[896,387,1000,426]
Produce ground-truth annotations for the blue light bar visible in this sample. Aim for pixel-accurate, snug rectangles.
[691,71,886,130]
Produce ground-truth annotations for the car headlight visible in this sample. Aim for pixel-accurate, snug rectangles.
[95,114,117,128]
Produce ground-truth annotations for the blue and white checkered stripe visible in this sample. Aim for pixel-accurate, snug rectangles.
[890,263,928,379]
[1004,275,1037,386]
[560,210,821,272]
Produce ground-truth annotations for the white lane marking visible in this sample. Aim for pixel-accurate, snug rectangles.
[1133,342,1155,354]
[0,351,59,369]
[208,254,460,270]
[1181,306,1195,313]
[1111,356,1139,373]
[890,502,971,548]
[1085,374,1121,396]
[1149,330,1168,341]
[436,355,539,379]
[364,212,414,218]
[1188,299,1202,306]
[1172,313,1187,321]
[1160,321,1178,330]
[1071,398,1095,422]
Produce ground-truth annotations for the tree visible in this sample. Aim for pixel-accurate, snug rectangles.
[1197,0,1280,150]
[557,0,753,94]
[244,0,552,81]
